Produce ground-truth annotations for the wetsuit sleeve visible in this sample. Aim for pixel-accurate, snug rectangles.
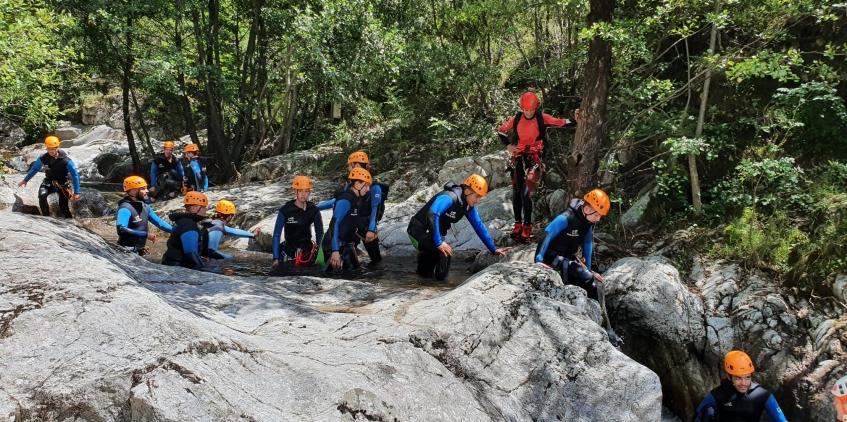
[314,211,324,246]
[223,225,255,239]
[23,159,43,182]
[206,231,231,260]
[331,199,351,252]
[176,160,185,178]
[467,207,497,253]
[116,208,147,238]
[693,393,717,422]
[67,159,81,193]
[189,161,205,192]
[317,198,336,211]
[543,112,574,128]
[147,207,174,233]
[497,117,517,145]
[272,209,286,260]
[150,161,158,185]
[427,194,455,247]
[368,184,382,232]
[583,225,594,269]
[535,215,568,263]
[764,395,788,422]
[180,230,204,268]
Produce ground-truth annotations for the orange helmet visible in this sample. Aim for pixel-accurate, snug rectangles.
[163,140,175,150]
[184,191,209,207]
[184,143,200,153]
[724,350,755,376]
[348,167,372,185]
[347,150,369,165]
[583,189,611,216]
[520,91,540,111]
[215,199,236,215]
[464,174,489,197]
[44,135,61,148]
[292,175,313,190]
[123,175,148,191]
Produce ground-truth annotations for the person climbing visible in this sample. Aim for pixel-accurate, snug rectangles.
[18,135,82,218]
[149,140,185,200]
[182,143,208,193]
[694,350,788,422]
[271,176,324,269]
[323,168,373,273]
[200,199,255,260]
[407,174,508,281]
[497,91,581,243]
[115,176,173,255]
[162,191,209,269]
[534,188,610,300]
[317,150,389,268]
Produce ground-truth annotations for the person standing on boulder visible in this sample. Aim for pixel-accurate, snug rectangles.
[162,191,209,269]
[497,91,580,243]
[271,176,324,269]
[534,189,609,300]
[149,140,185,201]
[182,143,208,193]
[407,174,508,281]
[18,135,82,218]
[115,176,173,255]
[323,168,373,273]
[200,199,255,260]
[694,350,788,422]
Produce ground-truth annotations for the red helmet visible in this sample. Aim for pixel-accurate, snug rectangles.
[520,91,540,111]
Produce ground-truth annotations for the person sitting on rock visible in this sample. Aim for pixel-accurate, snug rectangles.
[115,176,173,255]
[149,140,185,201]
[497,91,580,243]
[182,143,208,193]
[323,168,373,273]
[318,150,389,268]
[200,199,255,260]
[162,191,209,269]
[271,176,324,269]
[407,174,508,281]
[18,135,82,218]
[694,350,788,422]
[534,188,609,300]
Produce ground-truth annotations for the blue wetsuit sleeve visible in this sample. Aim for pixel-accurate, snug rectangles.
[177,160,185,178]
[467,207,497,253]
[317,198,336,211]
[272,210,285,260]
[583,225,594,269]
[189,161,205,191]
[693,393,717,422]
[428,194,454,247]
[23,159,43,182]
[150,162,158,184]
[68,159,80,193]
[206,231,232,259]
[331,199,351,252]
[116,208,147,238]
[368,184,382,232]
[147,206,173,233]
[764,395,787,422]
[223,225,255,239]
[536,215,568,262]
[314,211,324,246]
[180,231,204,268]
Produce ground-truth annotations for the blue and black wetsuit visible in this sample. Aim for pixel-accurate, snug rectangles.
[150,153,185,199]
[184,158,208,192]
[115,197,173,254]
[23,150,81,218]
[534,198,598,299]
[694,379,787,422]
[272,200,324,264]
[407,183,496,280]
[322,190,367,272]
[200,219,255,260]
[162,212,206,269]
[318,181,388,264]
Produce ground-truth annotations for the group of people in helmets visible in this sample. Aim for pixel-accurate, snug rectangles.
[20,91,791,420]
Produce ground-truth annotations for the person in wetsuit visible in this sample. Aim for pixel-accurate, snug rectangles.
[18,135,81,218]
[182,143,208,193]
[272,175,324,269]
[115,176,173,255]
[200,199,255,260]
[407,174,508,281]
[323,168,373,273]
[149,140,185,201]
[162,191,209,269]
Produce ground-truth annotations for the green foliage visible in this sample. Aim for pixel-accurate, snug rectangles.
[766,82,847,158]
[712,208,809,271]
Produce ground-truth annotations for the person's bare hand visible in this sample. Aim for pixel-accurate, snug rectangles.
[437,242,453,257]
[18,181,26,188]
[365,231,377,243]
[146,232,157,242]
[329,251,342,269]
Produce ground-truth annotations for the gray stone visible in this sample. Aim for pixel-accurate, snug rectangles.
[53,125,84,141]
[436,151,510,190]
[620,186,657,228]
[241,146,345,182]
[833,274,847,303]
[0,118,26,148]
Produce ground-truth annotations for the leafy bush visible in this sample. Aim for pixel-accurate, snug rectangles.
[712,208,808,271]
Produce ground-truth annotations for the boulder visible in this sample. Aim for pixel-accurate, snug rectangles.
[81,92,124,128]
[53,124,84,142]
[437,151,510,190]
[241,146,345,182]
[0,118,26,148]
[0,173,112,217]
[620,186,657,228]
[0,212,662,421]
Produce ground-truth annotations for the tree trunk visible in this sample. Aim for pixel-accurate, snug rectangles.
[231,0,263,171]
[175,18,200,144]
[567,0,614,196]
[122,15,141,173]
[129,86,154,157]
[690,3,720,211]
[192,6,226,173]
